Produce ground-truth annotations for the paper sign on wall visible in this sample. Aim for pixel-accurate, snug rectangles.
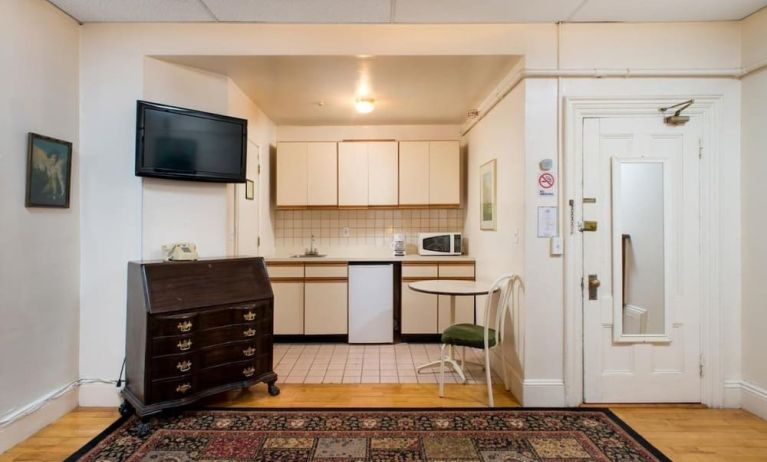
[537,206,558,238]
[537,172,556,197]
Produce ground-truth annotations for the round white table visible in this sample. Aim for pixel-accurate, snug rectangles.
[408,280,496,382]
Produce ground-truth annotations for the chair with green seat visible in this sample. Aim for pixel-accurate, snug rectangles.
[439,274,521,407]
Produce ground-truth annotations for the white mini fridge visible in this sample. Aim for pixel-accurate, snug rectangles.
[348,263,394,343]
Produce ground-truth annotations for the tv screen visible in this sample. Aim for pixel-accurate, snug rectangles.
[135,100,247,183]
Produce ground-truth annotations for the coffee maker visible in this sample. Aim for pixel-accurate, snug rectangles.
[392,233,406,257]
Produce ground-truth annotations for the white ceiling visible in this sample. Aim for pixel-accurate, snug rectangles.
[49,0,767,23]
[158,55,520,125]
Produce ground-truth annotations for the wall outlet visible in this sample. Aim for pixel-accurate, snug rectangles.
[341,226,350,237]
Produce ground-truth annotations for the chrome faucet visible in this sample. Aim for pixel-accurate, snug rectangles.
[306,234,319,256]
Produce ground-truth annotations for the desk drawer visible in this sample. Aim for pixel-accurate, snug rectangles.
[402,264,438,279]
[148,376,197,404]
[198,356,271,389]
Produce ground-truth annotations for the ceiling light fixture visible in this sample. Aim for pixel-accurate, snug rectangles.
[355,98,375,114]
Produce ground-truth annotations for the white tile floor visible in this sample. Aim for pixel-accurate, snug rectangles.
[273,343,501,385]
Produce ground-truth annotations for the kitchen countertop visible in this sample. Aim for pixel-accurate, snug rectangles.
[265,254,475,264]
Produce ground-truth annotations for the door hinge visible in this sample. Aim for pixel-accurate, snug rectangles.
[257,236,261,247]
[258,164,261,175]
[698,138,703,159]
[580,277,584,295]
[699,355,704,377]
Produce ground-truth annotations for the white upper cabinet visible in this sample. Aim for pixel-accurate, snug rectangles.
[276,142,308,207]
[428,141,461,206]
[338,142,369,207]
[399,141,430,206]
[367,142,399,206]
[399,141,460,207]
[307,142,338,206]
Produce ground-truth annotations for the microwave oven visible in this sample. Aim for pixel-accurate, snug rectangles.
[418,233,462,256]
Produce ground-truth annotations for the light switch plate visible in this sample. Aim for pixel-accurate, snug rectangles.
[550,237,563,256]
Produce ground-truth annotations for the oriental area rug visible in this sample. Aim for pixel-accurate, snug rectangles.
[66,408,670,462]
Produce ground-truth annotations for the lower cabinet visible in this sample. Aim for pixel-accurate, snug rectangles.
[401,282,438,334]
[272,281,304,335]
[305,281,348,335]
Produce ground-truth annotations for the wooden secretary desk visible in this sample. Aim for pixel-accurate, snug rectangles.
[122,257,278,421]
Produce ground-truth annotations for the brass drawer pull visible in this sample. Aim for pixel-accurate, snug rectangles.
[177,339,193,351]
[243,311,256,321]
[177,320,193,332]
[243,346,256,357]
[243,366,255,378]
[243,328,256,337]
[176,382,192,394]
[176,360,192,372]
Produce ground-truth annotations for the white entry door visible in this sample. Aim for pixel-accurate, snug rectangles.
[582,116,702,403]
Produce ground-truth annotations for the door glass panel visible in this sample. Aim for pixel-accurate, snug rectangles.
[615,162,666,337]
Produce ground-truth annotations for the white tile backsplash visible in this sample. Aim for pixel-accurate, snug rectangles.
[274,208,464,251]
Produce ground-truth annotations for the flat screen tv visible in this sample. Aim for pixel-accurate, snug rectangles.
[135,100,247,183]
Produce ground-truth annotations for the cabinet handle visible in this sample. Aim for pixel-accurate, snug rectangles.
[177,339,193,351]
[176,360,192,372]
[243,346,256,357]
[176,383,192,394]
[243,328,256,337]
[177,320,193,332]
[243,366,256,377]
[243,311,256,321]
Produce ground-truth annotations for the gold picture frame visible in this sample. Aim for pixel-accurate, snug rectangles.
[480,159,497,230]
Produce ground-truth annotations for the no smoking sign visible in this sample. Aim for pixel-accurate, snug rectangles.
[538,172,556,196]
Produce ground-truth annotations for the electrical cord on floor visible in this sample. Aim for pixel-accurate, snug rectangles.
[0,378,120,429]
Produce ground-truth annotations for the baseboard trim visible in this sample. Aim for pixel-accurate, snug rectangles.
[741,380,767,420]
[0,384,78,454]
[523,379,566,407]
[723,380,742,408]
[78,382,122,407]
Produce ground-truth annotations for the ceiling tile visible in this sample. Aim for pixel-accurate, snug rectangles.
[48,0,216,22]
[201,0,393,23]
[571,0,767,22]
[392,0,584,23]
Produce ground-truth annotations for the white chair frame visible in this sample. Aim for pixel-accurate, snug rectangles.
[438,274,523,407]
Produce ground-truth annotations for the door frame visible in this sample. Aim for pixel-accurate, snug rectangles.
[563,95,726,407]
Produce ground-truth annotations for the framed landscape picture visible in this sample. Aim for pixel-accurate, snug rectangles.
[25,133,73,208]
[480,159,497,230]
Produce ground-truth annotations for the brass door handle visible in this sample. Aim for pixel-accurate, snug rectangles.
[588,274,600,300]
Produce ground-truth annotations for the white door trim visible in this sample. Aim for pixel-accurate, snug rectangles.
[563,95,726,407]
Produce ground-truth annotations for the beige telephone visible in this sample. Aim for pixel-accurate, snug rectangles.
[161,242,198,261]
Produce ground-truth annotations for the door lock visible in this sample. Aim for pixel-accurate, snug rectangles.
[580,221,598,232]
[588,274,601,300]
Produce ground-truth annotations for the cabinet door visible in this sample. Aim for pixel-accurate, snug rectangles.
[305,282,348,334]
[368,142,398,206]
[307,142,338,206]
[401,282,438,334]
[399,141,430,206]
[276,142,308,207]
[272,281,304,335]
[428,141,460,206]
[338,142,369,207]
[437,295,475,332]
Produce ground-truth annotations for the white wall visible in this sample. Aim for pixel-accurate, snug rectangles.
[0,0,80,452]
[462,71,526,401]
[740,7,767,419]
[228,79,277,257]
[77,21,745,406]
[142,58,232,260]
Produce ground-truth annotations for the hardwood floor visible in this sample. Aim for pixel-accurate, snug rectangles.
[2,384,767,461]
